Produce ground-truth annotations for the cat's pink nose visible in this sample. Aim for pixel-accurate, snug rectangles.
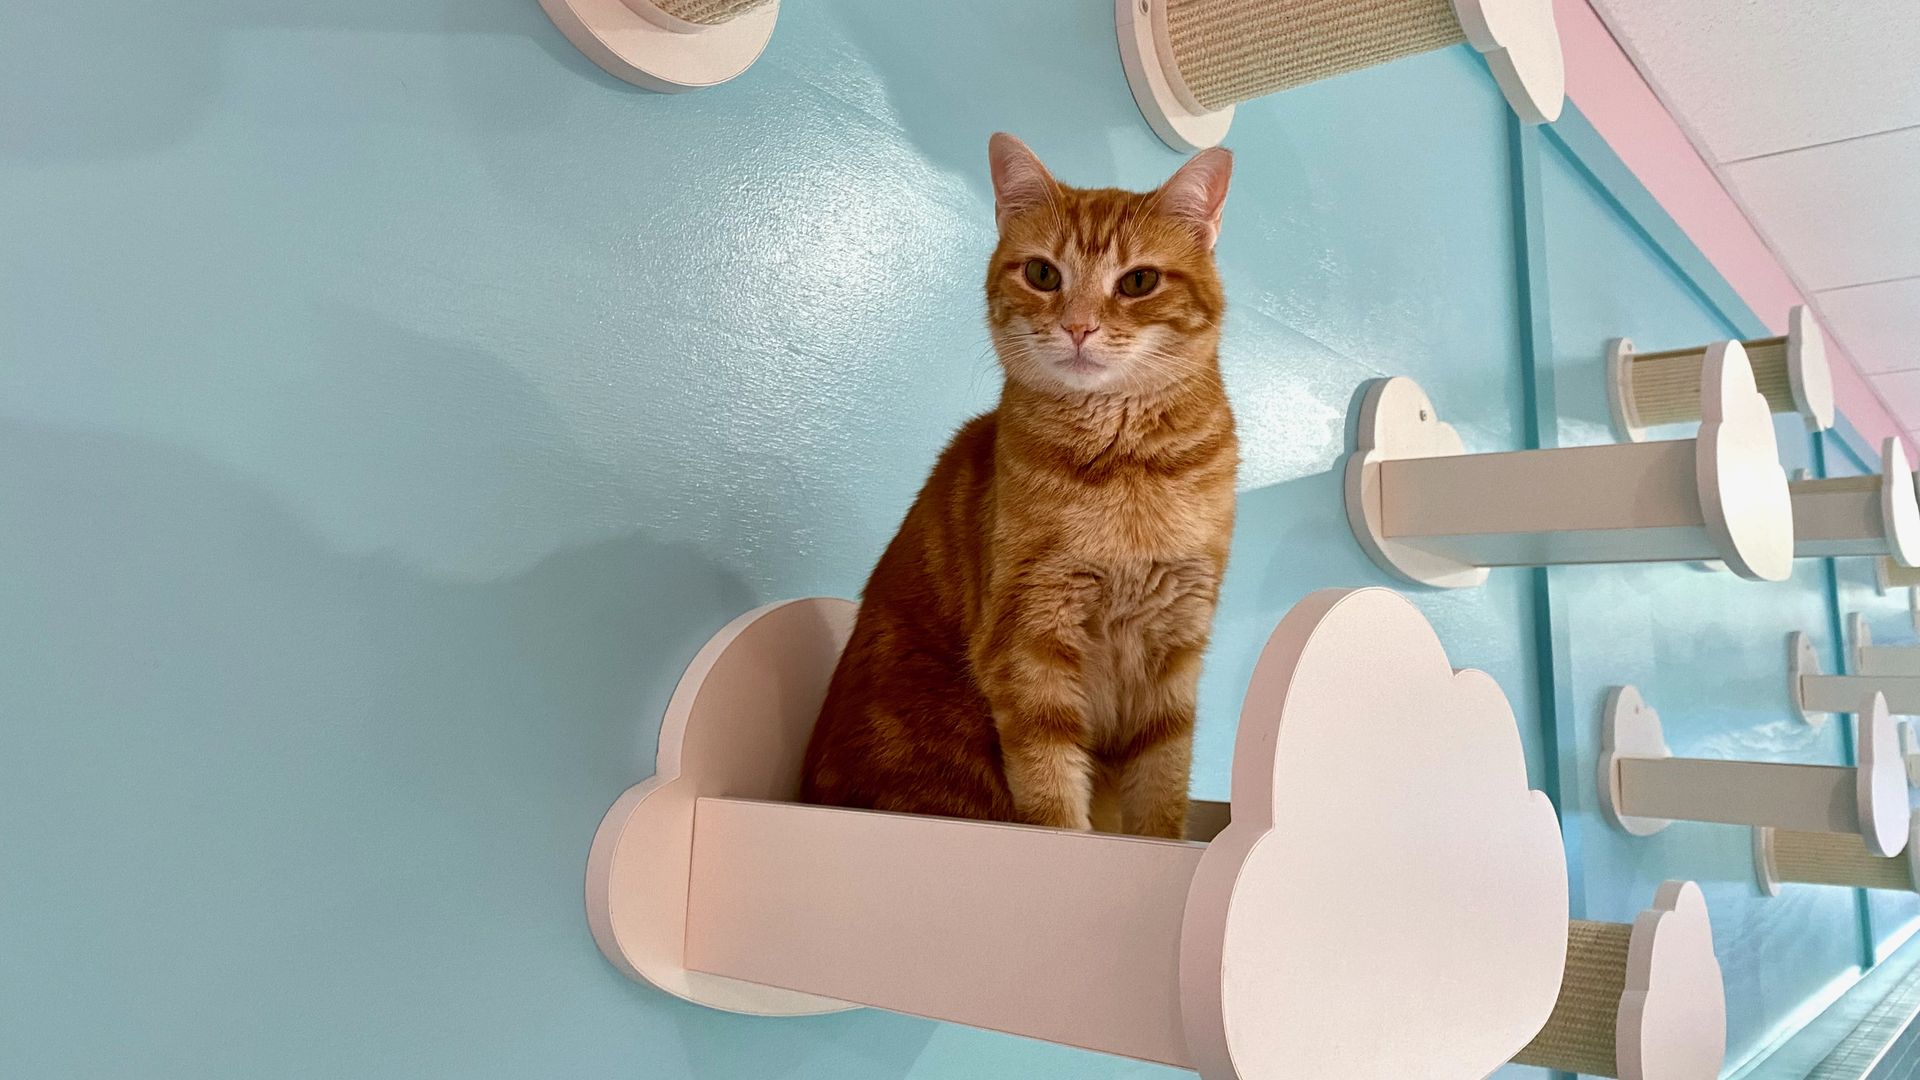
[1065,323,1099,347]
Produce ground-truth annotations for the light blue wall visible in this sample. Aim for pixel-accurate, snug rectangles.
[1531,127,1857,1071]
[0,1,1888,1077]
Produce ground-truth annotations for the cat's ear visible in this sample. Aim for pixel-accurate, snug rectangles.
[1156,147,1233,249]
[988,133,1057,232]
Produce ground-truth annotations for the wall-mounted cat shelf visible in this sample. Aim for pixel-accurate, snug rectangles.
[1847,613,1920,677]
[1344,346,1793,588]
[1599,685,1908,858]
[1790,629,1920,725]
[539,0,777,92]
[587,588,1572,1078]
[1116,0,1563,151]
[1607,306,1833,442]
[1872,558,1920,633]
[1511,882,1725,1080]
[1841,620,1920,785]
[1755,811,1920,897]
[1790,440,1920,565]
[1878,555,1920,593]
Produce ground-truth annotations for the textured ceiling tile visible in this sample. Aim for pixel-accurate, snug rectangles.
[1818,278,1920,374]
[1722,127,1920,291]
[1868,370,1920,422]
[1590,0,1920,162]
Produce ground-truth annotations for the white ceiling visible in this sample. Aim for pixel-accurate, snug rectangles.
[1588,0,1920,428]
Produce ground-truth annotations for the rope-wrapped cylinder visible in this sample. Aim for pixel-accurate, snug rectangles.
[1627,337,1793,427]
[1164,0,1466,111]
[648,0,770,25]
[1772,829,1915,891]
[1511,920,1631,1076]
[1611,307,1830,440]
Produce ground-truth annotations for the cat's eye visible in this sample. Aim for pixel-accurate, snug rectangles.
[1023,259,1062,292]
[1118,267,1160,298]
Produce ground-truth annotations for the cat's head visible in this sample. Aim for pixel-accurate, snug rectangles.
[985,134,1231,397]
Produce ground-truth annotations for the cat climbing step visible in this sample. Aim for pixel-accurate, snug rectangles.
[1344,342,1793,588]
[1755,811,1920,897]
[586,588,1575,1078]
[1118,0,1564,150]
[1791,629,1920,724]
[1599,684,1910,859]
[1512,881,1725,1080]
[1607,305,1833,442]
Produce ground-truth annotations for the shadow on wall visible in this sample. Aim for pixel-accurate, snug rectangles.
[818,0,1156,188]
[0,0,601,161]
[0,417,945,1076]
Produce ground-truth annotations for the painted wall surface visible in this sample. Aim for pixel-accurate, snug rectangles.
[1532,129,1860,1071]
[0,1,1889,1077]
[1826,432,1920,967]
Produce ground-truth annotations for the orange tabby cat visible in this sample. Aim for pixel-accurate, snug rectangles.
[801,134,1237,839]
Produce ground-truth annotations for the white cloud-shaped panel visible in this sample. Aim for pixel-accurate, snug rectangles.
[1787,305,1835,433]
[1880,438,1920,567]
[1454,0,1565,124]
[1619,881,1726,1080]
[1181,588,1569,1079]
[1697,341,1794,581]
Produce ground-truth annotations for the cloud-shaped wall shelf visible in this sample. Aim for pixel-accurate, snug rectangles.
[1513,881,1726,1080]
[1607,306,1833,442]
[1873,560,1920,633]
[1791,628,1920,725]
[586,589,1571,1077]
[1344,345,1793,588]
[1847,613,1920,678]
[1788,439,1920,565]
[1601,685,1909,859]
[1756,810,1920,896]
[539,0,778,92]
[1879,556,1920,593]
[1117,0,1563,151]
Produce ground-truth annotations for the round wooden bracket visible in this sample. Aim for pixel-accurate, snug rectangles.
[538,0,778,92]
[1695,342,1794,582]
[1452,0,1565,125]
[1606,337,1645,443]
[1854,694,1908,858]
[1788,630,1827,728]
[1343,377,1490,589]
[1787,304,1835,433]
[584,597,858,1016]
[1881,438,1920,567]
[1599,685,1673,837]
[1616,881,1726,1080]
[1114,0,1234,152]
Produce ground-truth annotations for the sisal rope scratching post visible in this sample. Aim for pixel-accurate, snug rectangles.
[1756,813,1920,896]
[1773,830,1913,890]
[1625,339,1795,426]
[1512,920,1630,1076]
[1608,306,1833,441]
[652,0,769,24]
[539,0,780,92]
[1117,0,1563,150]
[1165,0,1466,111]
[1510,882,1725,1078]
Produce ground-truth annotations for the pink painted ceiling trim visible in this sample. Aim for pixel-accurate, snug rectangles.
[1554,0,1906,454]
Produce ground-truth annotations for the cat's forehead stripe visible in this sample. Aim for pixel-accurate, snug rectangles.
[1066,194,1146,261]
